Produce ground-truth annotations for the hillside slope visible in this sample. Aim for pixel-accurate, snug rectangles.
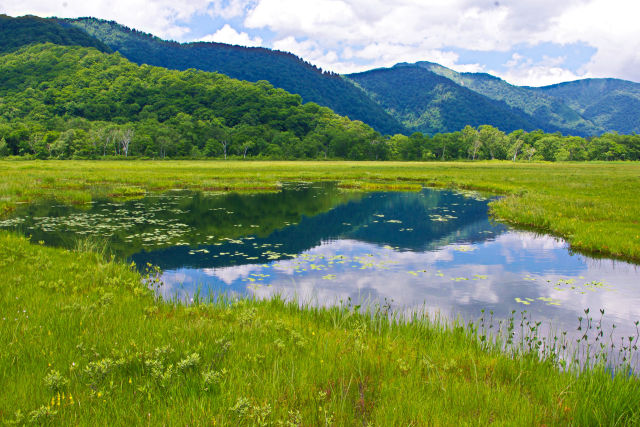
[61,17,405,135]
[347,65,541,134]
[0,14,111,54]
[528,79,640,134]
[3,14,640,136]
[0,44,382,159]
[415,61,600,135]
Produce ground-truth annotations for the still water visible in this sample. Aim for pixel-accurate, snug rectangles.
[3,183,640,355]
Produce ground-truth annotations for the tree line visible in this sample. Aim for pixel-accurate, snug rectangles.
[3,119,638,161]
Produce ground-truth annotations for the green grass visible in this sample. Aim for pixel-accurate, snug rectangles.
[1,160,639,261]
[1,232,640,425]
[2,160,640,424]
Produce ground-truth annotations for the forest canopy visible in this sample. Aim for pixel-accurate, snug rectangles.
[0,44,638,162]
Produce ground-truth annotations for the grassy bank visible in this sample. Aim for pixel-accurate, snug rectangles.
[1,232,640,425]
[1,160,639,261]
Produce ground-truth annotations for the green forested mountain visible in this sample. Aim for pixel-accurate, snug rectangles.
[1,13,640,162]
[59,17,405,135]
[414,61,601,135]
[528,79,640,134]
[347,65,541,134]
[1,44,638,162]
[4,14,640,137]
[395,61,640,135]
[0,14,111,54]
[0,44,384,159]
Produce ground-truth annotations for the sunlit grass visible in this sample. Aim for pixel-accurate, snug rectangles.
[1,232,640,425]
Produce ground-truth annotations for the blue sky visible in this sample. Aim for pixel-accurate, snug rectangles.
[2,0,639,86]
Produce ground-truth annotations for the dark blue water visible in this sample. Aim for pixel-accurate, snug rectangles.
[3,183,640,363]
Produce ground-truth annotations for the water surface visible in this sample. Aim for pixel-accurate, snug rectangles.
[3,183,639,361]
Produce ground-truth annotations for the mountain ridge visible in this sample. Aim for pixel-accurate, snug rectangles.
[61,17,406,135]
[2,14,640,136]
[346,65,548,134]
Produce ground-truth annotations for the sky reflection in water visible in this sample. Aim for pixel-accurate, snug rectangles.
[130,184,640,344]
[3,183,640,347]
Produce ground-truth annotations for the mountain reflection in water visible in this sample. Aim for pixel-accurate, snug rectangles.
[3,183,640,360]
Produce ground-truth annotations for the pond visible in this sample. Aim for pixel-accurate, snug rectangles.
[3,183,640,366]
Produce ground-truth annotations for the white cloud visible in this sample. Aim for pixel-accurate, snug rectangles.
[494,65,586,87]
[202,263,262,284]
[2,0,640,83]
[1,0,213,39]
[272,36,343,71]
[543,0,640,81]
[246,0,358,41]
[199,24,263,47]
[244,0,640,82]
[493,53,587,86]
[207,0,254,20]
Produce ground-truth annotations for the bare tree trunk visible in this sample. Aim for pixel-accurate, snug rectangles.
[512,141,522,162]
[120,129,133,157]
[104,131,114,157]
[29,133,42,154]
[113,130,119,156]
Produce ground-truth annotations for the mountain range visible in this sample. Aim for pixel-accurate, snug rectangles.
[2,14,640,136]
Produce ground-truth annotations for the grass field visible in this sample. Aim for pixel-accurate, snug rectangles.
[2,233,640,425]
[2,160,639,261]
[1,160,640,424]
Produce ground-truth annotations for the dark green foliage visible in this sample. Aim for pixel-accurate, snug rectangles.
[364,61,640,137]
[347,65,540,134]
[61,17,405,135]
[0,44,382,160]
[583,94,640,134]
[0,14,111,54]
[529,78,640,112]
[417,61,600,135]
[530,79,640,134]
[1,44,637,162]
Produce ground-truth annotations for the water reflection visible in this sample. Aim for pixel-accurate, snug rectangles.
[3,183,640,360]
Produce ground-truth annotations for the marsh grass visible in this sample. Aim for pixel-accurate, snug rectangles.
[2,232,640,425]
[2,160,640,424]
[1,160,639,261]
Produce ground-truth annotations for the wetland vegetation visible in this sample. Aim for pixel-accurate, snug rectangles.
[2,10,640,427]
[1,160,640,424]
[2,231,640,425]
[2,160,639,260]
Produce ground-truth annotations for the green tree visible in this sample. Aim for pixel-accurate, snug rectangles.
[0,137,9,157]
[462,125,480,160]
[478,125,507,160]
